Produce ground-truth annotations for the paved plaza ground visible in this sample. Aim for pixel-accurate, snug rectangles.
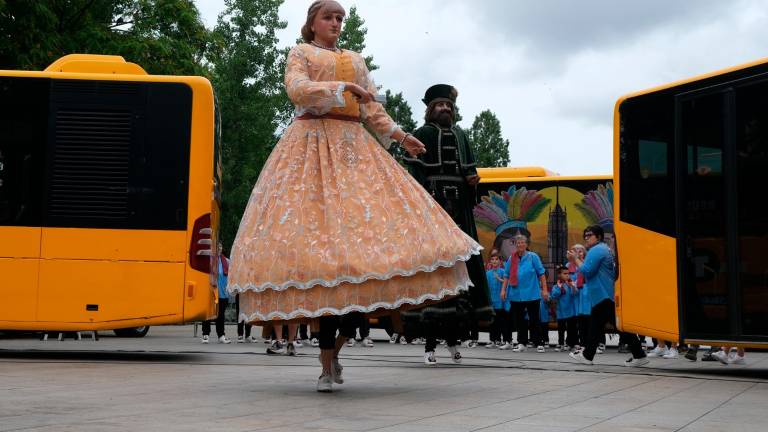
[1,325,767,431]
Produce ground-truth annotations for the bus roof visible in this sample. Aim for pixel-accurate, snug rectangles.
[477,166,610,183]
[616,56,768,103]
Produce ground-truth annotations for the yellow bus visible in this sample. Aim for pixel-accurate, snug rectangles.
[614,58,768,347]
[474,167,613,286]
[0,54,219,336]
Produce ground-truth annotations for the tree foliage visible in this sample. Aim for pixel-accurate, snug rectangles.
[383,89,416,162]
[209,0,287,250]
[337,6,376,71]
[0,0,210,75]
[468,110,510,168]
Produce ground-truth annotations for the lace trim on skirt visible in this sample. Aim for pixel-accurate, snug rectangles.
[238,280,470,322]
[228,243,481,294]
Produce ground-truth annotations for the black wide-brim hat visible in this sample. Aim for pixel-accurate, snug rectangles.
[422,84,458,106]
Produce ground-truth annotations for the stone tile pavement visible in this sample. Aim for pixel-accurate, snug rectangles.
[1,325,766,431]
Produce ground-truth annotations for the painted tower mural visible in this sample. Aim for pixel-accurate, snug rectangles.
[473,179,614,286]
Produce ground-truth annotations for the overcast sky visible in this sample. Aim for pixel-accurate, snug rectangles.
[194,0,768,175]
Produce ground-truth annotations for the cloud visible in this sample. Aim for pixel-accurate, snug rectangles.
[195,0,768,175]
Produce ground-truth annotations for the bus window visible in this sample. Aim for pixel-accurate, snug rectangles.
[735,80,768,336]
[619,95,675,237]
[0,78,47,226]
[680,92,728,337]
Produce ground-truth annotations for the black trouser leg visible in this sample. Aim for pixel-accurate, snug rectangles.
[583,299,644,361]
[490,309,504,342]
[299,324,309,340]
[524,300,541,346]
[566,317,578,347]
[215,298,228,337]
[578,315,590,346]
[501,309,512,343]
[319,316,342,349]
[557,319,566,346]
[540,322,549,344]
[359,317,370,338]
[202,319,211,336]
[512,302,528,346]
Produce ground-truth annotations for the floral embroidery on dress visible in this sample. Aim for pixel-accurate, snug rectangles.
[227,44,482,322]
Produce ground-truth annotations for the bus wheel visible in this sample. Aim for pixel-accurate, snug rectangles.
[113,326,150,338]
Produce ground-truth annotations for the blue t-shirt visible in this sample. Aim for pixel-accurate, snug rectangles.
[217,257,229,300]
[550,281,577,319]
[580,242,616,308]
[503,252,546,302]
[486,268,510,311]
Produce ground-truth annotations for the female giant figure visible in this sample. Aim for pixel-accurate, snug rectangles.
[228,0,481,392]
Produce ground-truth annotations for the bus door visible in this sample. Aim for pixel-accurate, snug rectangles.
[677,76,768,343]
[0,77,48,323]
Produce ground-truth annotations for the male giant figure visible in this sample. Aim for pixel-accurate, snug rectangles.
[403,84,493,365]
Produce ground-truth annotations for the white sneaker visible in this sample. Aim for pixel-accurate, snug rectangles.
[512,344,527,352]
[346,338,356,347]
[468,340,478,348]
[662,347,679,359]
[485,341,497,349]
[389,333,399,344]
[536,345,545,353]
[712,350,729,365]
[646,346,668,358]
[201,335,209,344]
[569,351,593,365]
[316,374,333,392]
[310,337,320,347]
[293,339,303,348]
[424,351,437,365]
[286,342,296,356]
[266,340,285,354]
[447,346,462,364]
[399,336,408,345]
[554,345,562,352]
[498,342,511,350]
[218,335,232,344]
[362,337,374,348]
[246,335,258,343]
[624,355,650,367]
[728,354,746,365]
[332,358,344,384]
[236,335,245,343]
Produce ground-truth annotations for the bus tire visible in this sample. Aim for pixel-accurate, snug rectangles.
[113,326,150,338]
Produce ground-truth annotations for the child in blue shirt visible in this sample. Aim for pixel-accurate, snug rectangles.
[551,265,578,351]
[485,251,512,348]
[539,289,552,349]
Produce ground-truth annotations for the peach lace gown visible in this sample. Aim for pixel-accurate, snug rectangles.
[228,44,481,324]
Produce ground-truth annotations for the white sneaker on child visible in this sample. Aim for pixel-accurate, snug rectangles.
[362,337,374,348]
[646,346,668,358]
[662,347,679,359]
[498,342,511,350]
[728,354,746,365]
[201,335,209,344]
[346,338,356,347]
[310,337,320,347]
[512,344,527,352]
[424,351,437,365]
[536,345,545,353]
[389,333,399,344]
[485,341,497,349]
[218,335,232,344]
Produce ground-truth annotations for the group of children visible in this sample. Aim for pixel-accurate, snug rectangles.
[485,245,600,352]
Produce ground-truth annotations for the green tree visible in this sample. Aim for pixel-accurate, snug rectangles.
[337,5,376,71]
[0,0,211,75]
[209,0,287,250]
[382,89,416,162]
[468,110,510,168]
